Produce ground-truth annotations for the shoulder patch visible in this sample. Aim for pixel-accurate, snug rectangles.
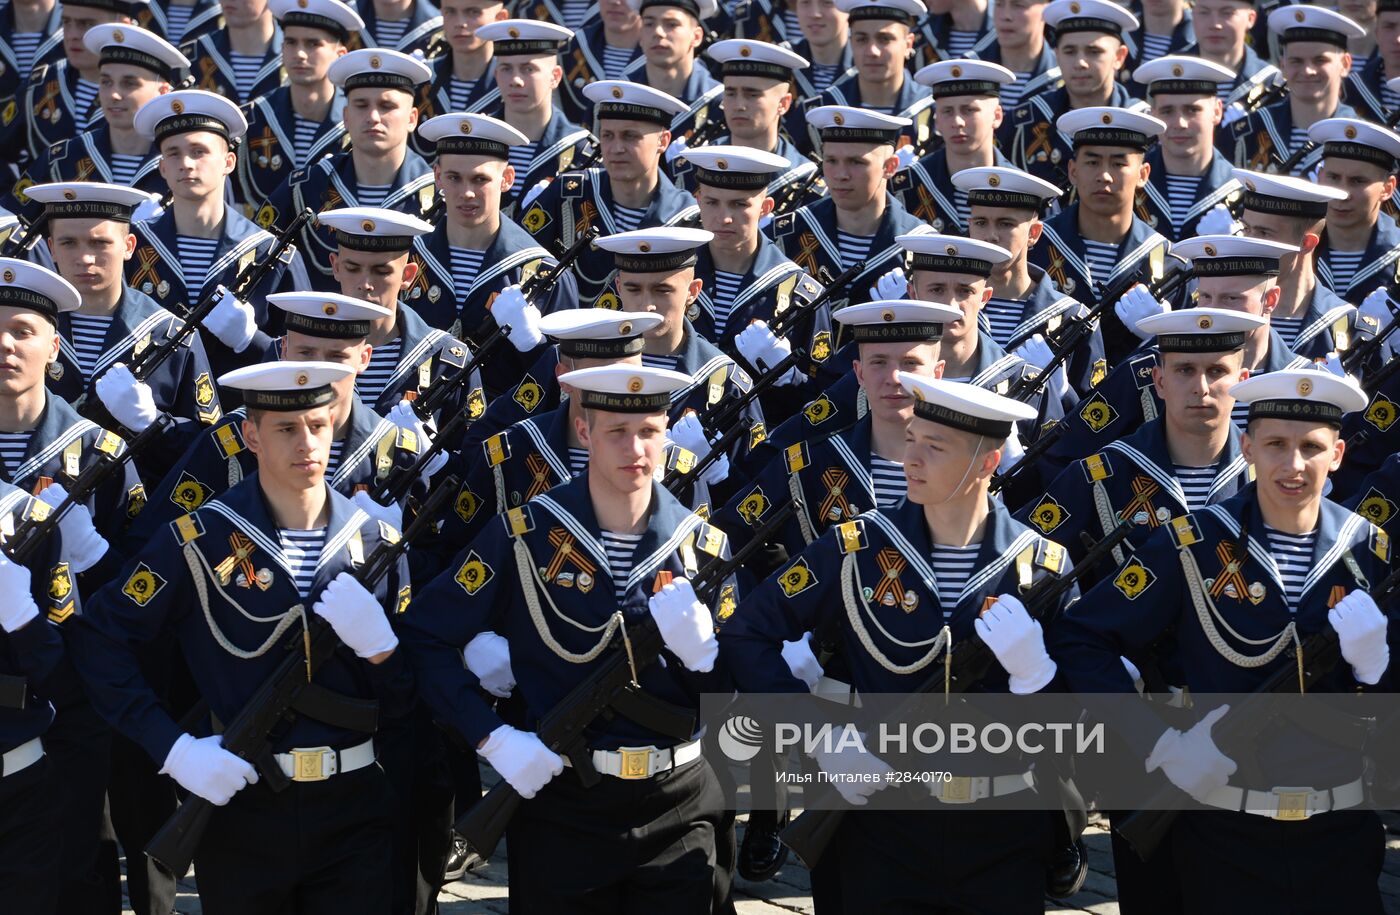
[513,374,545,413]
[1034,538,1067,575]
[1372,526,1391,563]
[1080,453,1113,483]
[28,64,48,86]
[1028,494,1069,534]
[835,519,867,554]
[729,364,754,394]
[1112,559,1156,600]
[395,584,412,615]
[1365,395,1398,432]
[454,483,482,524]
[810,329,832,363]
[395,426,421,453]
[126,483,147,518]
[122,562,168,606]
[522,203,551,233]
[778,557,819,598]
[483,433,511,467]
[454,550,494,594]
[1129,354,1157,391]
[694,521,726,558]
[170,471,212,512]
[735,486,770,526]
[667,444,697,476]
[504,504,534,536]
[560,172,584,198]
[48,139,68,158]
[774,212,797,237]
[47,562,74,623]
[95,430,123,456]
[784,441,809,474]
[1356,488,1397,527]
[377,520,401,545]
[1078,392,1118,433]
[749,421,767,451]
[1168,514,1201,548]
[214,422,244,458]
[170,513,205,544]
[803,394,837,426]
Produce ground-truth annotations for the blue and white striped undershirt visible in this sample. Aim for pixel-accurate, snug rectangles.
[710,270,744,338]
[981,297,1023,347]
[229,53,264,101]
[357,337,402,406]
[1001,73,1032,108]
[1264,525,1315,612]
[810,63,842,92]
[177,235,220,294]
[11,34,43,77]
[373,17,410,49]
[1384,83,1400,116]
[1082,239,1118,283]
[110,154,146,188]
[1215,81,1232,103]
[568,446,588,476]
[930,542,979,609]
[641,352,681,371]
[1270,314,1304,350]
[326,439,345,478]
[1288,127,1309,162]
[869,454,906,508]
[1172,464,1216,511]
[0,431,32,479]
[944,29,978,57]
[561,0,594,29]
[449,246,487,302]
[601,530,642,603]
[165,3,196,42]
[1350,54,1367,75]
[837,231,873,270]
[356,183,392,207]
[75,79,101,126]
[1325,249,1366,294]
[507,142,538,179]
[448,77,478,112]
[67,314,114,378]
[1137,32,1174,63]
[602,45,635,80]
[613,204,647,232]
[293,116,321,167]
[277,527,326,599]
[1163,172,1200,236]
[781,7,801,37]
[1230,399,1250,432]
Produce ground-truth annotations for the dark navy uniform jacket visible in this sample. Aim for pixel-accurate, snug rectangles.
[6,130,165,226]
[1315,217,1400,306]
[999,82,1139,189]
[494,108,594,214]
[967,41,1060,108]
[398,474,737,750]
[630,60,724,146]
[557,21,642,126]
[1343,53,1393,124]
[791,71,934,157]
[978,265,1106,399]
[1137,147,1241,244]
[407,54,501,161]
[913,5,995,66]
[1343,453,1400,547]
[890,147,1013,236]
[238,87,349,208]
[0,1,62,167]
[1218,100,1359,177]
[1332,368,1400,501]
[181,24,285,105]
[69,476,415,767]
[1272,282,1367,362]
[352,0,442,56]
[1175,42,1279,110]
[20,60,104,162]
[668,134,817,209]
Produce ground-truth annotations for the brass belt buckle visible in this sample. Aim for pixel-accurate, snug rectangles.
[291,747,332,782]
[617,746,653,780]
[939,776,974,803]
[1272,788,1312,821]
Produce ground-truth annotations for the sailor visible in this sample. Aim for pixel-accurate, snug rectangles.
[1342,0,1400,123]
[1176,0,1281,113]
[0,0,63,172]
[406,0,507,158]
[629,0,724,145]
[915,0,995,63]
[181,0,286,104]
[784,0,854,99]
[1309,118,1400,309]
[555,0,643,127]
[965,0,1059,109]
[1122,0,1195,72]
[353,0,444,55]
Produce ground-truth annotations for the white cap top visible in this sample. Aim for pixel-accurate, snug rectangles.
[951,165,1062,202]
[217,361,357,411]
[834,0,928,21]
[625,0,721,20]
[706,39,809,76]
[807,105,911,146]
[0,258,81,316]
[583,81,689,124]
[133,89,248,142]
[898,373,1038,438]
[540,309,664,357]
[269,292,392,339]
[84,23,189,74]
[898,233,1013,276]
[24,182,153,220]
[1172,234,1301,263]
[474,19,573,50]
[595,227,713,257]
[1308,117,1400,168]
[913,59,1015,93]
[679,145,790,187]
[1133,307,1267,349]
[833,299,962,343]
[328,48,433,91]
[1234,167,1348,219]
[1267,5,1365,43]
[1230,368,1368,425]
[317,206,433,251]
[1043,0,1139,34]
[269,0,365,35]
[418,112,529,158]
[1132,55,1236,91]
[1057,107,1166,148]
[557,364,694,413]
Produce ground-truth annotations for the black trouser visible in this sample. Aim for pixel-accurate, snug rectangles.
[831,808,1055,914]
[0,753,63,915]
[1109,816,1182,915]
[194,763,395,915]
[506,756,726,914]
[45,700,117,914]
[1173,809,1385,914]
[379,713,454,915]
[105,730,178,915]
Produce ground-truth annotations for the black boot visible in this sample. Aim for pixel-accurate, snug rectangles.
[737,812,790,882]
[443,833,484,882]
[1045,838,1089,899]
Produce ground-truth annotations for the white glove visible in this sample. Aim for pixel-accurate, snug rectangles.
[520,178,550,210]
[477,724,564,799]
[974,593,1057,694]
[464,631,516,698]
[664,134,689,164]
[1014,333,1071,401]
[351,490,404,532]
[132,192,165,223]
[735,319,800,384]
[895,145,917,169]
[200,285,257,353]
[1318,352,1346,377]
[311,572,398,659]
[1146,706,1236,802]
[0,554,38,633]
[698,452,730,486]
[647,578,719,672]
[159,733,258,806]
[385,400,449,482]
[998,426,1025,473]
[669,411,713,460]
[1328,591,1389,685]
[781,632,823,691]
[810,737,893,806]
[1196,203,1240,238]
[872,266,909,301]
[95,364,159,433]
[1359,287,1397,360]
[491,284,544,352]
[1115,283,1170,341]
[37,483,108,574]
[1221,101,1248,127]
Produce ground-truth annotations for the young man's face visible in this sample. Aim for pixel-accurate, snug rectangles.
[63,5,126,69]
[851,20,913,83]
[1152,349,1248,438]
[617,267,702,340]
[344,88,420,156]
[48,218,135,299]
[575,409,668,495]
[1319,157,1396,235]
[0,308,60,399]
[821,141,897,213]
[159,131,237,202]
[1280,42,1351,106]
[853,340,943,424]
[497,54,563,115]
[1241,211,1323,275]
[909,269,991,342]
[994,0,1046,50]
[1242,419,1344,511]
[1054,31,1127,98]
[1378,11,1400,73]
[1152,92,1222,160]
[220,0,270,29]
[795,0,847,46]
[435,155,514,228]
[599,0,641,30]
[98,65,168,131]
[281,333,371,420]
[720,77,792,140]
[695,184,771,245]
[933,94,1003,157]
[441,0,506,53]
[967,205,1040,262]
[1068,145,1149,218]
[904,415,999,503]
[640,6,703,68]
[599,118,669,184]
[1194,275,1281,329]
[244,404,335,491]
[332,247,418,311]
[283,27,347,85]
[1191,0,1254,60]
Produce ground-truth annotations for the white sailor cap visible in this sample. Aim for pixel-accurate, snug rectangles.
[418,112,528,159]
[328,48,433,93]
[557,364,694,414]
[627,0,720,20]
[1172,235,1299,276]
[133,89,248,144]
[898,233,1012,276]
[913,60,1015,98]
[268,292,391,339]
[1267,5,1365,47]
[24,182,152,222]
[1308,117,1400,172]
[317,207,433,252]
[84,24,189,80]
[807,105,911,145]
[539,309,665,358]
[951,165,1061,211]
[1233,168,1347,219]
[218,362,357,412]
[0,258,81,319]
[1133,307,1266,352]
[897,373,1038,438]
[474,19,572,55]
[1043,0,1139,38]
[1057,107,1165,150]
[594,227,714,272]
[270,0,365,40]
[1230,368,1368,429]
[832,299,961,343]
[679,145,789,189]
[583,81,688,126]
[835,0,927,24]
[1132,55,1235,96]
[706,39,809,82]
